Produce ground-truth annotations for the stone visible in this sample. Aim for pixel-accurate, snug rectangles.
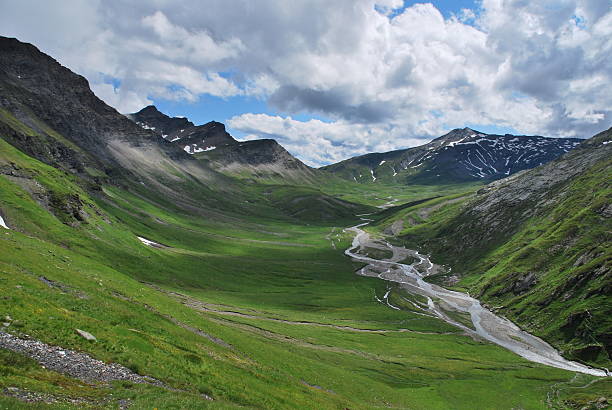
[75,329,96,341]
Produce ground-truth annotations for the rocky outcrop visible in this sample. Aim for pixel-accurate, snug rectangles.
[129,105,319,183]
[128,105,237,153]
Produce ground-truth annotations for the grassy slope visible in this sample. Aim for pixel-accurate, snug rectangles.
[371,152,611,369]
[0,126,609,408]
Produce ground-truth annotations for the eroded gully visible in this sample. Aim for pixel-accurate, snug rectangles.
[344,222,609,377]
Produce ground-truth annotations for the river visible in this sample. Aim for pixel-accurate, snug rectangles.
[345,223,608,377]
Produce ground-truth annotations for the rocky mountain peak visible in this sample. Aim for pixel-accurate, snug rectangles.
[433,127,484,143]
[323,127,583,184]
[128,105,193,136]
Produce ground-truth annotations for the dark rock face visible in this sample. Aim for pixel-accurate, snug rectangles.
[512,272,538,295]
[128,105,316,180]
[323,127,582,184]
[128,106,237,153]
[213,139,304,168]
[127,105,191,136]
[0,38,159,164]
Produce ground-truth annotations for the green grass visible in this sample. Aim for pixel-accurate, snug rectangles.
[0,124,609,409]
[369,147,612,369]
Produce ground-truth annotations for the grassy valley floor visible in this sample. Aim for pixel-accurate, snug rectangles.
[0,138,609,409]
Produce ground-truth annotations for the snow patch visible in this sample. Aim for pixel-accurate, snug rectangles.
[370,169,376,182]
[0,216,9,230]
[138,123,156,131]
[378,160,386,165]
[137,236,163,247]
[192,145,216,153]
[446,136,469,147]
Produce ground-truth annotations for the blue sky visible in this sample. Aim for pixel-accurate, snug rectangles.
[147,0,520,143]
[155,1,494,133]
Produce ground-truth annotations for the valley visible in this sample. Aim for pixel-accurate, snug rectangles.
[0,35,610,409]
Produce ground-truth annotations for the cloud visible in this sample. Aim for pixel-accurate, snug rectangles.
[0,0,610,161]
[268,85,394,123]
[227,113,428,167]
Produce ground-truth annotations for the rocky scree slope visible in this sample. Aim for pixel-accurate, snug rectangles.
[323,127,581,184]
[384,128,612,366]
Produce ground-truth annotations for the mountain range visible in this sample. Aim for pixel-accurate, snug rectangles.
[0,35,610,409]
[128,105,318,184]
[323,127,582,184]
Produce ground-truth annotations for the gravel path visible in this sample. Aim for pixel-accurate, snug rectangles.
[0,331,163,385]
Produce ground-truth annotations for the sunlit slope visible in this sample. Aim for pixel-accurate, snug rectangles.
[2,122,607,408]
[373,128,612,368]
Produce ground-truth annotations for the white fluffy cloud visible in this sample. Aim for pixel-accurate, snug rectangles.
[228,113,426,166]
[1,0,610,165]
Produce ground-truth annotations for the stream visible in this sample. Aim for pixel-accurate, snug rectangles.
[344,223,609,377]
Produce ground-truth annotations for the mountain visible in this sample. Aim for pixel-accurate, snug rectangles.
[0,36,369,223]
[1,35,610,408]
[128,105,235,153]
[128,105,319,183]
[373,127,612,366]
[0,37,191,179]
[322,127,582,184]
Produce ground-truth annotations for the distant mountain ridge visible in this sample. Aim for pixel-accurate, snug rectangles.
[128,105,319,183]
[128,105,236,154]
[323,127,582,184]
[0,35,370,225]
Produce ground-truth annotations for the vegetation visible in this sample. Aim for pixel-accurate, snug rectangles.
[0,113,609,409]
[370,138,612,370]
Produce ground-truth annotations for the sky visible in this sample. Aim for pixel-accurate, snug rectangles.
[1,0,610,166]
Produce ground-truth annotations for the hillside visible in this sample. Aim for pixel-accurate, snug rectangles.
[0,35,610,409]
[323,127,581,184]
[372,128,612,366]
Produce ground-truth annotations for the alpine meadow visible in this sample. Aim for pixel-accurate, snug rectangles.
[0,1,610,409]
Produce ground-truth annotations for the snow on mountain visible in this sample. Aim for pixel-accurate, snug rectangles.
[322,128,583,184]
